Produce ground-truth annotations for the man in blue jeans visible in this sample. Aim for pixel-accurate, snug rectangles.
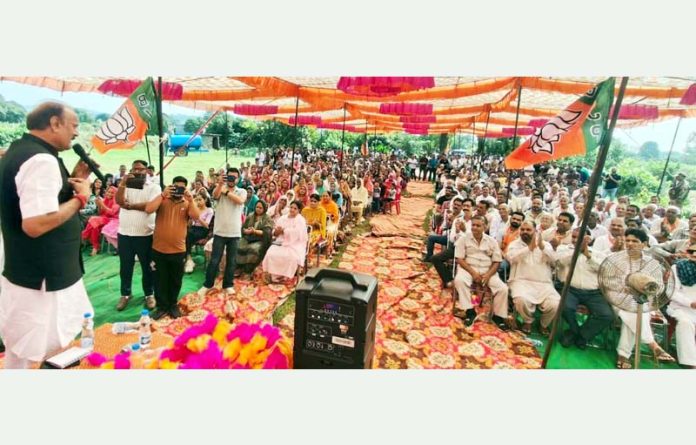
[198,167,247,298]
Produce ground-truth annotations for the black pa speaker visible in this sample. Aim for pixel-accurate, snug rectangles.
[293,268,378,369]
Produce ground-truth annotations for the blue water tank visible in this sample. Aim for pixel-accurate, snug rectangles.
[169,134,202,149]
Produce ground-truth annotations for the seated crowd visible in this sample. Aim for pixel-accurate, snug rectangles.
[423,155,695,369]
[81,149,411,323]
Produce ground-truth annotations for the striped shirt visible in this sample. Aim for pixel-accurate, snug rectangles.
[118,182,162,236]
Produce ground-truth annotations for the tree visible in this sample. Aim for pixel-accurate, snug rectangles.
[638,141,660,160]
[0,94,26,123]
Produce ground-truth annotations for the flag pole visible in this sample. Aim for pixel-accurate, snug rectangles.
[479,110,490,169]
[224,110,229,170]
[542,77,629,368]
[340,104,347,179]
[290,94,300,189]
[505,82,523,205]
[144,134,152,166]
[656,116,683,197]
[156,76,165,190]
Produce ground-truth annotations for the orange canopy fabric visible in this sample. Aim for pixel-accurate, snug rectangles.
[2,76,695,135]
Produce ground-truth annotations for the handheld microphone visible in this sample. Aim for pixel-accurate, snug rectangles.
[72,143,105,183]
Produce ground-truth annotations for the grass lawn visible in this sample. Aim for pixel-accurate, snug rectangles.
[61,136,256,182]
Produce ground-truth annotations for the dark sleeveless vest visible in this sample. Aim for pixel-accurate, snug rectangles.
[0,133,84,291]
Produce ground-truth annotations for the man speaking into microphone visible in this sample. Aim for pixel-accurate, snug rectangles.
[0,102,94,369]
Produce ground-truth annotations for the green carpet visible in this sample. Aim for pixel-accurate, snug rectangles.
[82,246,206,327]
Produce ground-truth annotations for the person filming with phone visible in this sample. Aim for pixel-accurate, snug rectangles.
[114,160,162,312]
[145,176,200,319]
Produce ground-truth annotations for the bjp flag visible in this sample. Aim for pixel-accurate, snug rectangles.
[504,77,615,169]
[91,77,157,154]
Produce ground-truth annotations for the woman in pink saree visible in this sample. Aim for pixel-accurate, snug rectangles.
[81,186,119,255]
[262,200,308,283]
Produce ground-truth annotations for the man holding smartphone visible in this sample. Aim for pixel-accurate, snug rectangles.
[199,167,247,298]
[146,176,200,319]
[114,160,162,312]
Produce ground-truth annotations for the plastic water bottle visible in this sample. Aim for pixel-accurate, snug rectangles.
[80,312,94,350]
[139,310,152,349]
[112,322,137,334]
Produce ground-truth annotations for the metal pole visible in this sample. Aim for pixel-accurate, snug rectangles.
[634,303,643,369]
[340,104,347,179]
[290,95,300,188]
[505,83,523,205]
[224,111,229,169]
[656,116,683,196]
[144,134,152,166]
[542,76,630,368]
[479,111,491,169]
[156,77,165,190]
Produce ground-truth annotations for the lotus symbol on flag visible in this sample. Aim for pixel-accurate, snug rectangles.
[95,106,136,145]
[528,109,582,155]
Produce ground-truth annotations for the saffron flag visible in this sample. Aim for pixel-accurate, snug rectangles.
[504,77,615,169]
[361,139,369,157]
[91,77,157,154]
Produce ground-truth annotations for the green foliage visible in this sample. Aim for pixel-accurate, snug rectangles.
[0,122,26,147]
[0,94,26,123]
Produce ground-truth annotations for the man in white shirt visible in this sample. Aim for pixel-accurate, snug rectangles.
[593,218,626,254]
[555,229,613,349]
[0,103,93,368]
[586,211,608,241]
[641,204,661,230]
[115,160,162,312]
[668,260,696,368]
[430,198,469,288]
[453,216,509,329]
[542,211,574,248]
[199,167,247,297]
[506,220,560,334]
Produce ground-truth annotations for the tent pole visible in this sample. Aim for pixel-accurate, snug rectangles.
[542,77,629,369]
[340,104,347,179]
[656,116,683,197]
[479,110,490,169]
[224,110,229,170]
[505,82,523,205]
[156,76,165,190]
[290,95,300,189]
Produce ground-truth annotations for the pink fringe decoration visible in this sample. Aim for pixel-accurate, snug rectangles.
[680,84,696,105]
[233,104,279,115]
[502,127,535,136]
[289,115,322,126]
[400,115,436,124]
[97,79,183,100]
[337,77,435,96]
[527,119,548,128]
[380,102,434,115]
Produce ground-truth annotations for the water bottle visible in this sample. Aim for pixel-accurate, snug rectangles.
[80,312,94,350]
[112,322,137,334]
[139,310,152,349]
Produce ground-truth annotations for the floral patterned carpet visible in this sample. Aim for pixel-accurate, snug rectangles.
[277,181,542,369]
[0,181,540,369]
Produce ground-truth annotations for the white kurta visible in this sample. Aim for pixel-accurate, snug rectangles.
[506,238,560,327]
[0,154,93,365]
[667,264,696,366]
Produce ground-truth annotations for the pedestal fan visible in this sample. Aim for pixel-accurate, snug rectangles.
[597,250,674,369]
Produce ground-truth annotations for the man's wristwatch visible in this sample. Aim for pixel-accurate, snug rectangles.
[224,190,229,196]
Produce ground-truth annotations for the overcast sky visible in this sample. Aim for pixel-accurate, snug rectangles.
[2,80,695,152]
